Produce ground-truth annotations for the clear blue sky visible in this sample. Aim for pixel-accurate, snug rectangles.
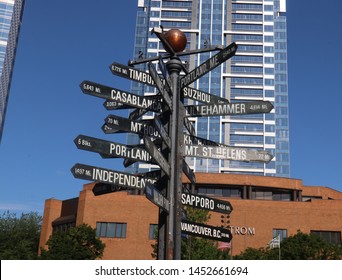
[0,0,341,215]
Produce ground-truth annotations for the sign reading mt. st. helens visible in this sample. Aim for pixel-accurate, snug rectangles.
[71,163,155,190]
[185,101,273,117]
[184,144,273,163]
[80,80,162,112]
[180,42,237,88]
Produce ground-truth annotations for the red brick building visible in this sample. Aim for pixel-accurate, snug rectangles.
[39,173,342,259]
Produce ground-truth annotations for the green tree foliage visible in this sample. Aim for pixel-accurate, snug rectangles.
[234,231,342,260]
[40,224,105,260]
[0,211,42,260]
[280,231,342,260]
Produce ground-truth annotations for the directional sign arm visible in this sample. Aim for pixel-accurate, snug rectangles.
[185,101,274,117]
[71,163,155,190]
[180,42,238,88]
[184,144,273,163]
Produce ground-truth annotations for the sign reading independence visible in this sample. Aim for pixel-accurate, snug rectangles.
[180,42,237,88]
[181,221,232,243]
[71,163,155,189]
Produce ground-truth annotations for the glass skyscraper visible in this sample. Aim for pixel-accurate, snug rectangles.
[128,0,290,177]
[0,0,25,142]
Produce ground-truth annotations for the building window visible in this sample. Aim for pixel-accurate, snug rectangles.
[96,222,127,238]
[52,222,75,233]
[252,190,272,200]
[149,224,158,240]
[197,186,242,198]
[273,229,287,241]
[311,231,341,245]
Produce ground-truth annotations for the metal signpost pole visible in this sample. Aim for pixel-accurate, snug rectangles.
[166,56,184,260]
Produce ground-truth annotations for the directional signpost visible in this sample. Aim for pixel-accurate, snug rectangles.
[72,28,277,260]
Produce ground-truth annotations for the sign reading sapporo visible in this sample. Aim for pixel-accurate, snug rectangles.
[182,192,232,214]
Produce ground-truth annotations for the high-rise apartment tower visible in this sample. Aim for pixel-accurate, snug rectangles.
[128,0,289,177]
[0,0,25,142]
